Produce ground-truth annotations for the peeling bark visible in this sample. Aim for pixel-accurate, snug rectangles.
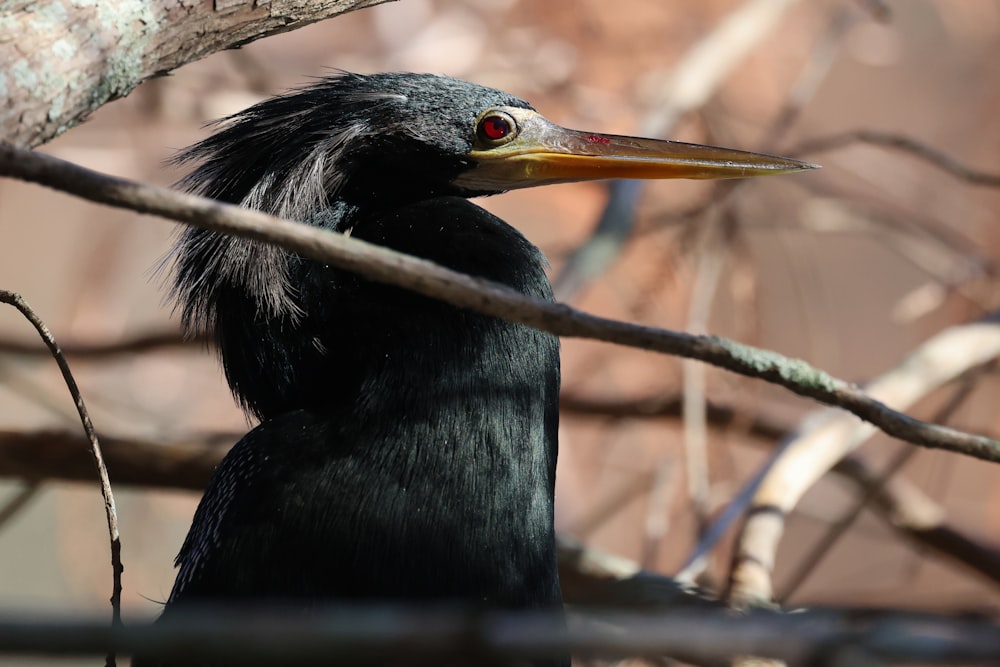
[0,0,392,147]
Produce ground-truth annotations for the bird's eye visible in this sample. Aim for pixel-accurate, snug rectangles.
[476,111,517,146]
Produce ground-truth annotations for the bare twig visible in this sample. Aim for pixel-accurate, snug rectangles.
[778,178,996,320]
[0,330,203,358]
[0,358,80,423]
[760,7,854,149]
[633,0,801,139]
[834,455,1000,590]
[791,130,1000,187]
[782,444,919,603]
[681,212,733,549]
[0,291,122,666]
[2,143,998,464]
[0,606,996,665]
[641,462,679,570]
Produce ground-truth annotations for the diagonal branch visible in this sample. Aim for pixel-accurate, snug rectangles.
[727,316,1000,607]
[1,142,999,464]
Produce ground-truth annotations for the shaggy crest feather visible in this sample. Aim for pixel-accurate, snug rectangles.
[169,74,408,332]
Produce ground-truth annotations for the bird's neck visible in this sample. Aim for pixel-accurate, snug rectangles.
[200,196,562,606]
[211,197,555,419]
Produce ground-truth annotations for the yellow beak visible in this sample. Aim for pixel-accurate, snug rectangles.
[452,108,817,191]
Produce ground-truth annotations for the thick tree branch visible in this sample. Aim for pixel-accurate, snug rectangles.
[1,0,392,147]
[5,418,1000,596]
[2,142,999,464]
[0,429,232,491]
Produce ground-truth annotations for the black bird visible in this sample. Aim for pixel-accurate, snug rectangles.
[136,72,812,666]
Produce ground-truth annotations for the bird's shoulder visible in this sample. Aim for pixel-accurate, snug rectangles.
[169,410,345,597]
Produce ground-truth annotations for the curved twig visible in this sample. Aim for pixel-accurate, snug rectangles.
[0,290,122,667]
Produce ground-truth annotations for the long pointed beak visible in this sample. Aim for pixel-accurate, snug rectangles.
[452,108,817,192]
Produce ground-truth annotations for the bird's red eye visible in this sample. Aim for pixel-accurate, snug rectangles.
[481,116,510,140]
[476,112,516,145]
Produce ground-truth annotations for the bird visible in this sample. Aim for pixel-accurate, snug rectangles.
[134,72,813,667]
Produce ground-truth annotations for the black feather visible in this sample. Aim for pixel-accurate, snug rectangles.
[137,73,565,667]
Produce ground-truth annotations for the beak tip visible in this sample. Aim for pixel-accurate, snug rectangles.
[771,158,820,175]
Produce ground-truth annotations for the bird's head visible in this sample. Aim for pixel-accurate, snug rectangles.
[175,71,815,216]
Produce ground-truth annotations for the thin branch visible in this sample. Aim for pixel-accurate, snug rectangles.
[659,14,851,578]
[774,177,997,320]
[791,130,1000,187]
[2,143,998,464]
[0,330,203,358]
[0,291,122,666]
[0,606,997,666]
[681,213,733,548]
[760,6,854,149]
[782,444,919,603]
[0,358,81,423]
[641,462,679,570]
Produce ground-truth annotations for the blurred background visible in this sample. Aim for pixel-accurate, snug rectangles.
[2,0,1000,662]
